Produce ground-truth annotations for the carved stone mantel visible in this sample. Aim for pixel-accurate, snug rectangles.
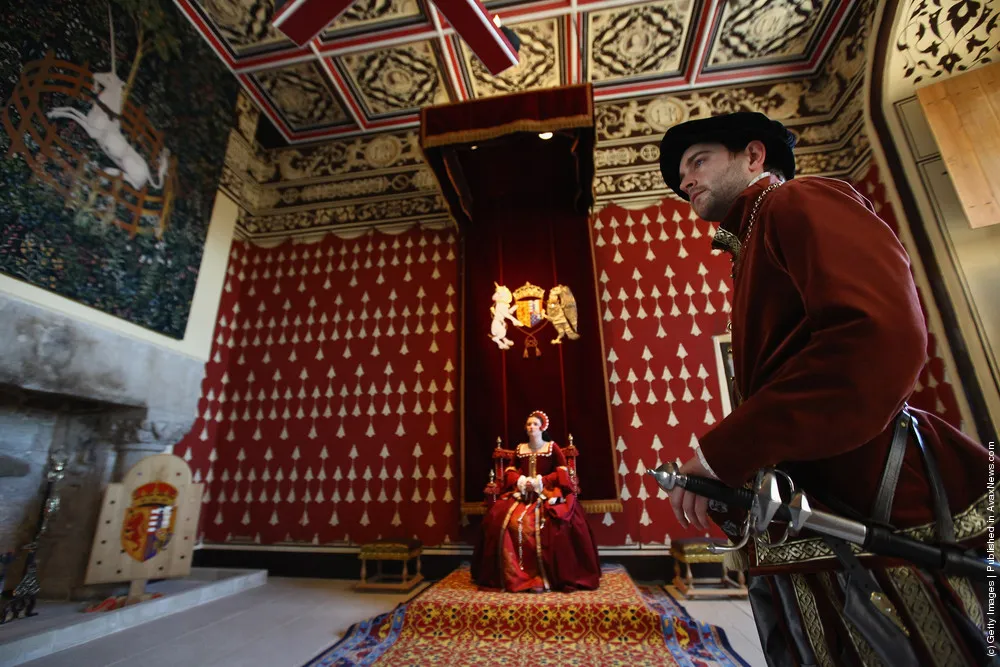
[0,292,204,599]
[0,293,203,439]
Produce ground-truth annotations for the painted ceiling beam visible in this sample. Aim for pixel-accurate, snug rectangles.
[272,0,357,46]
[272,0,519,76]
[431,0,519,75]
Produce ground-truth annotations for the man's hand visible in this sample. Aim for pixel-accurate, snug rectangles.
[668,455,717,532]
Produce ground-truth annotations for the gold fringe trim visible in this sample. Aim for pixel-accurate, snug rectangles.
[422,115,595,149]
[580,499,623,513]
[462,498,622,515]
[461,502,487,515]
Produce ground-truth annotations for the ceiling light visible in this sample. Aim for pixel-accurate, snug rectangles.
[538,132,553,140]
[470,145,478,150]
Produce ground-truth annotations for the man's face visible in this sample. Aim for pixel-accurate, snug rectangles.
[678,143,754,222]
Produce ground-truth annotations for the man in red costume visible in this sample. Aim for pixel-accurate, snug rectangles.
[658,112,993,666]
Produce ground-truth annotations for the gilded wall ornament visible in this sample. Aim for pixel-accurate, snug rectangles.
[249,194,451,234]
[235,91,260,142]
[269,130,422,183]
[644,95,690,132]
[364,134,404,168]
[490,282,579,356]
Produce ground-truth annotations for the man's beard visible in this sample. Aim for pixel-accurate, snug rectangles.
[693,170,748,222]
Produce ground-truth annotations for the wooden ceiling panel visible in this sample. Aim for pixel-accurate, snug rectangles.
[585,0,698,85]
[178,0,859,142]
[456,18,564,98]
[249,61,354,134]
[705,0,838,71]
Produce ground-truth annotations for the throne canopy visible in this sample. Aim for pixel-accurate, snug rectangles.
[420,85,621,515]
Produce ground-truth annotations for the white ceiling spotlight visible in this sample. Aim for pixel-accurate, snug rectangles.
[538,132,553,140]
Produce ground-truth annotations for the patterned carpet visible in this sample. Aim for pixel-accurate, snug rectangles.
[304,565,750,666]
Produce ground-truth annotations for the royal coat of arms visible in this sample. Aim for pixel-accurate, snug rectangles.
[490,281,579,356]
[121,481,178,563]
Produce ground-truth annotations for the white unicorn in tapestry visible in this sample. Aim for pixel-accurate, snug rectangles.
[489,283,521,350]
[46,6,170,192]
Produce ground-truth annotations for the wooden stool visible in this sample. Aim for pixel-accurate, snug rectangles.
[670,538,748,600]
[356,539,424,592]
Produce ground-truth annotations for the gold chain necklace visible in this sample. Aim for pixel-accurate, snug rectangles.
[725,180,784,385]
[732,182,783,279]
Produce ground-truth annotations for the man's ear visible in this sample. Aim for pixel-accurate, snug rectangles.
[745,140,767,172]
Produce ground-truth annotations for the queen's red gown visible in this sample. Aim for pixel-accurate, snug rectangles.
[471,441,601,592]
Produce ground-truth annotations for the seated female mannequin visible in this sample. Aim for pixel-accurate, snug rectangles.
[471,411,601,592]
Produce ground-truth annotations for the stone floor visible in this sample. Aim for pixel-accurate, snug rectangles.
[12,577,766,667]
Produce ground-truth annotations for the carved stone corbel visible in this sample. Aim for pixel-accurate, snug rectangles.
[107,413,194,482]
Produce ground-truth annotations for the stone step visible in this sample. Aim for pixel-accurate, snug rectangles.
[0,567,267,666]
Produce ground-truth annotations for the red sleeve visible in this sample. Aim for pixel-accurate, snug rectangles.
[503,466,521,492]
[697,180,927,487]
[543,444,573,491]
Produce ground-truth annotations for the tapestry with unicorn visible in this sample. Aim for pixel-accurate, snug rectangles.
[0,0,239,338]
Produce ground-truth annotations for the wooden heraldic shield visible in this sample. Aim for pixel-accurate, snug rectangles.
[85,454,202,586]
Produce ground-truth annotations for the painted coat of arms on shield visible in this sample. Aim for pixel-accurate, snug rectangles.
[121,481,178,562]
[513,283,546,328]
[489,281,579,356]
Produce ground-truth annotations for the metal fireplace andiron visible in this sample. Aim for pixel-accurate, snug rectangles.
[1,453,68,624]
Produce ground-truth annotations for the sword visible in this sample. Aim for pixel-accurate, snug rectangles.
[646,462,989,580]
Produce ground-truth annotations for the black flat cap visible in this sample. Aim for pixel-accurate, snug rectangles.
[658,112,796,200]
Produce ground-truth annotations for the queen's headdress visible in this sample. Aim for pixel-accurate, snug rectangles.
[527,410,549,432]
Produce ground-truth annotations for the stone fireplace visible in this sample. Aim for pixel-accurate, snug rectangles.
[0,294,205,600]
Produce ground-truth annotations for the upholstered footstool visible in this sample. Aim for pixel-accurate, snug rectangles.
[670,538,748,600]
[356,539,423,592]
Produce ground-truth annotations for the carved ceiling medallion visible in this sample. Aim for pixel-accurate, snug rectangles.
[338,41,451,116]
[364,135,404,168]
[708,0,830,68]
[588,0,695,82]
[195,0,289,56]
[644,96,690,132]
[253,62,349,131]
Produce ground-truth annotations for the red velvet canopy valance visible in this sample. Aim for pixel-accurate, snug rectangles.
[420,85,620,515]
[420,84,597,226]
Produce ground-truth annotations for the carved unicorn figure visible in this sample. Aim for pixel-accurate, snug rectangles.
[489,283,521,350]
[46,6,170,192]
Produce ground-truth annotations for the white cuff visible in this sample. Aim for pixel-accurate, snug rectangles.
[695,446,719,479]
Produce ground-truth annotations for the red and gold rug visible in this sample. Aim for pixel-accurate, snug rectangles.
[305,565,749,666]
